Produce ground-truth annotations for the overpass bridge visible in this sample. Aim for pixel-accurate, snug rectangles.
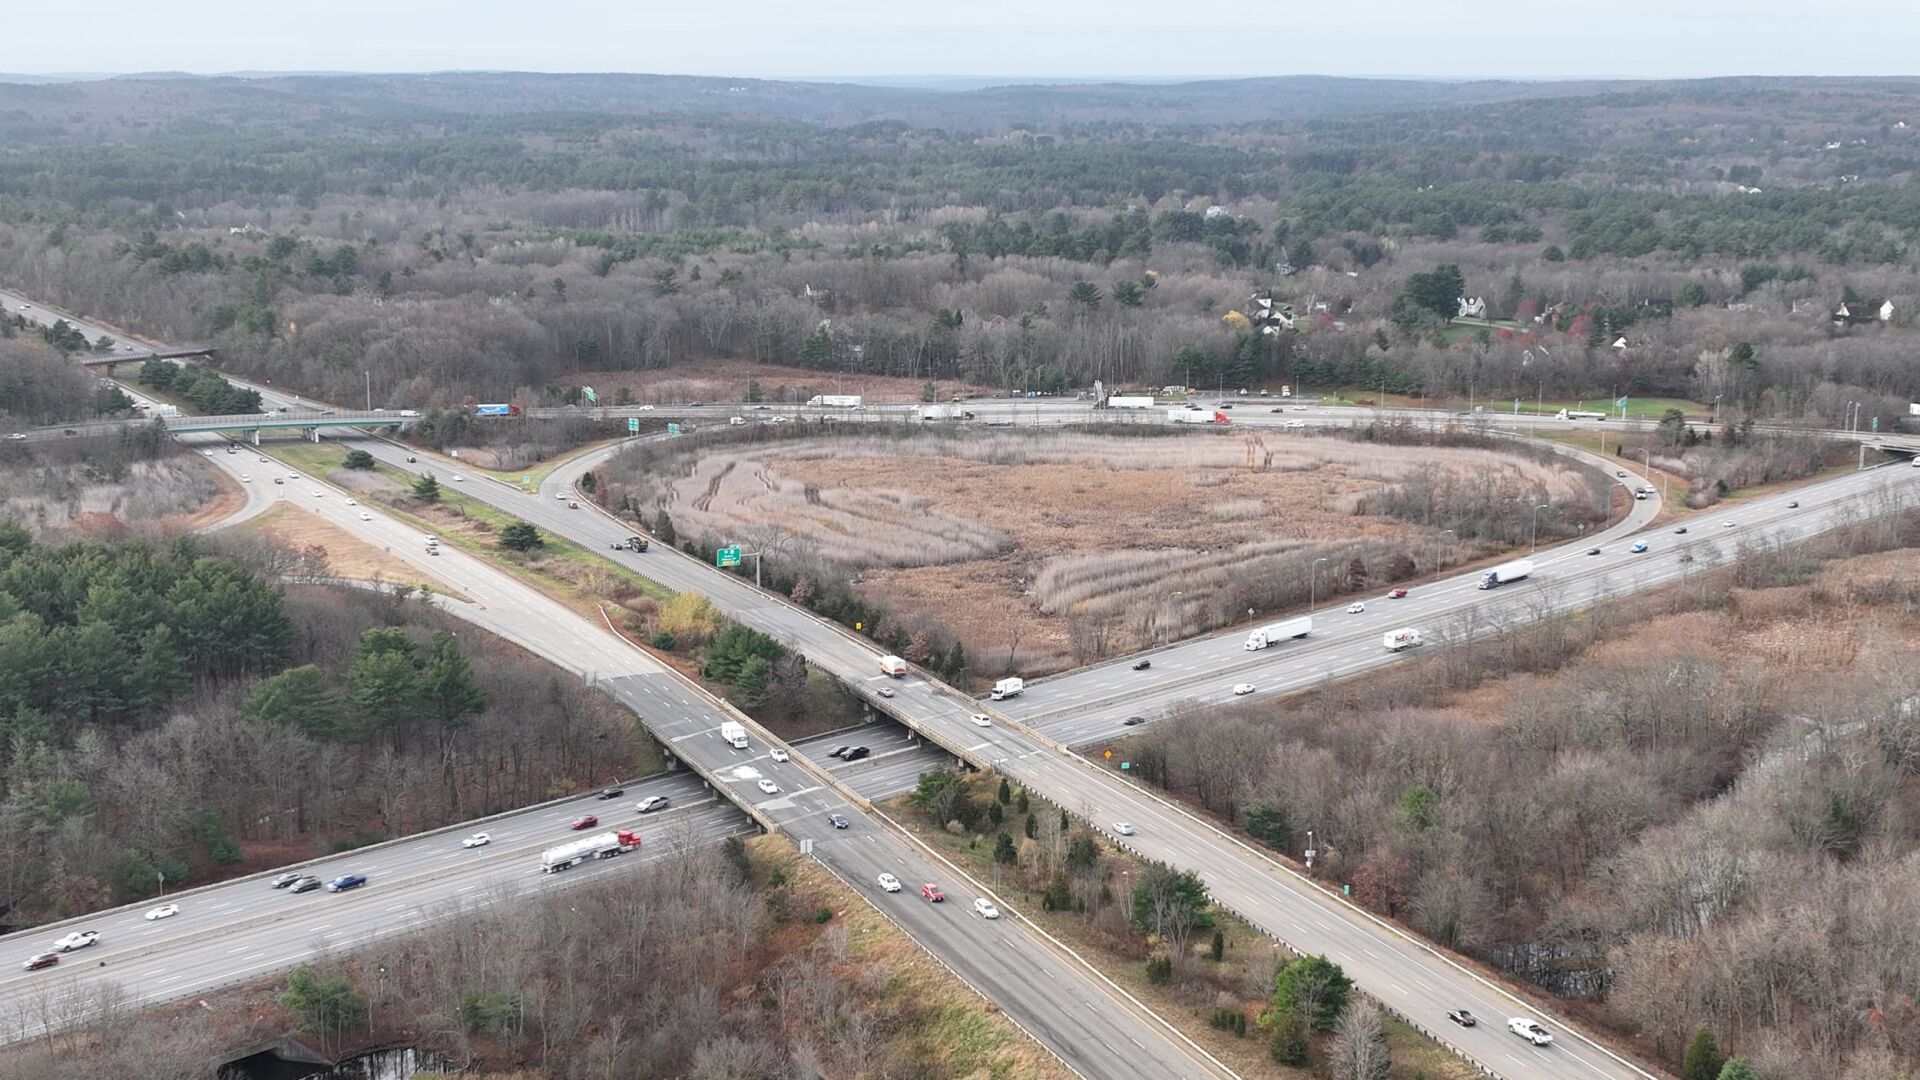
[76,344,218,367]
[1866,433,1920,457]
[162,409,418,441]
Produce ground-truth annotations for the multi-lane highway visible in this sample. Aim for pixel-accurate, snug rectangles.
[0,771,753,1038]
[15,283,1919,1079]
[0,420,1229,1078]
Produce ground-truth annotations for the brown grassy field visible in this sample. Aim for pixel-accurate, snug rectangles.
[640,429,1595,674]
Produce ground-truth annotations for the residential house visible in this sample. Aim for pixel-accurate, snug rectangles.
[1456,296,1487,319]
[1834,298,1895,325]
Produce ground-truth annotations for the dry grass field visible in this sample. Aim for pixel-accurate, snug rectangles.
[576,358,993,405]
[637,428,1597,674]
[0,452,222,538]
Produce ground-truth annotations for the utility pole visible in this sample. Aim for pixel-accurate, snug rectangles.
[365,370,372,412]
[1310,557,1328,615]
[1530,504,1548,553]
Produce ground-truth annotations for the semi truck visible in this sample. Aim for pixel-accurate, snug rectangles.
[1383,628,1424,652]
[807,394,863,408]
[1168,408,1230,425]
[989,677,1024,700]
[879,655,908,677]
[1244,617,1312,651]
[1106,395,1155,409]
[1477,559,1535,590]
[472,403,522,417]
[541,829,642,873]
[1555,409,1607,421]
[918,405,974,420]
[719,721,750,749]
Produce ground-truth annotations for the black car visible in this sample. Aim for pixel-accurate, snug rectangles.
[827,745,850,759]
[1788,500,1799,508]
[1122,716,1147,726]
[289,876,324,894]
[1132,660,1151,671]
[844,746,871,761]
[271,872,302,889]
[826,814,849,829]
[596,786,624,800]
[1448,1009,1478,1028]
[1674,526,1689,534]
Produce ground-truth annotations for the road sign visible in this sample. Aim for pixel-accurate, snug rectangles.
[628,417,640,433]
[582,386,598,404]
[667,423,681,437]
[1120,762,1131,771]
[716,546,742,568]
[1103,749,1113,760]
[522,475,531,485]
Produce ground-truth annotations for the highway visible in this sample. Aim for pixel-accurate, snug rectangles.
[0,400,1228,1078]
[336,424,1910,1080]
[16,283,1919,1078]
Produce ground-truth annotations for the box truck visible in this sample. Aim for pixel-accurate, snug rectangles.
[807,394,863,408]
[990,677,1024,701]
[472,403,521,417]
[879,655,908,677]
[1477,559,1535,590]
[719,721,749,749]
[1244,617,1312,651]
[1106,395,1155,409]
[1383,628,1423,652]
[1168,408,1229,424]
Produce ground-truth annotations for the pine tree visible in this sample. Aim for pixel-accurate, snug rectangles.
[1682,1028,1726,1080]
[412,472,442,503]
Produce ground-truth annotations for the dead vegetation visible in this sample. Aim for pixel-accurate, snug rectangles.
[608,424,1602,674]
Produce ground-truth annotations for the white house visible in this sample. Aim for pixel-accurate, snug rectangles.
[1456,296,1486,319]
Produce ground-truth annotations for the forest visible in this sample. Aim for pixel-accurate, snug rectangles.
[0,528,646,928]
[0,73,1916,433]
[1120,502,1920,1079]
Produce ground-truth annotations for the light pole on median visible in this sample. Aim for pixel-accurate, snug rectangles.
[1310,556,1328,615]
[1530,503,1548,553]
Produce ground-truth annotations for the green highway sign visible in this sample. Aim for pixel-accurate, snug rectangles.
[628,417,640,433]
[716,546,742,568]
[667,423,681,437]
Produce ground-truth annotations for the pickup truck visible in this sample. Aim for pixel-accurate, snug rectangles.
[1508,1017,1554,1046]
[53,930,99,952]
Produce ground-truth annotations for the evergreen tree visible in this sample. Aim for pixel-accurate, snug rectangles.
[1682,1029,1726,1080]
[1716,1060,1756,1080]
[247,665,349,740]
[412,472,442,503]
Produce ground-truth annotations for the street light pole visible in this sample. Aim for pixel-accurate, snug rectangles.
[1530,504,1548,553]
[1310,557,1329,615]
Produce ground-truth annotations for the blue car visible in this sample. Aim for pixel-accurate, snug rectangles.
[326,874,367,892]
[1630,541,1649,553]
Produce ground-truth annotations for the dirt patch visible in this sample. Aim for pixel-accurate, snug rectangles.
[633,429,1594,674]
[244,503,459,592]
[576,358,994,406]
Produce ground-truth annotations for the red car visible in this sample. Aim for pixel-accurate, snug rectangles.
[920,883,945,903]
[23,951,59,971]
[570,814,598,830]
[1387,588,1409,599]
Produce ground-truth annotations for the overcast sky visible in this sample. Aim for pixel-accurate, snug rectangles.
[4,0,1916,80]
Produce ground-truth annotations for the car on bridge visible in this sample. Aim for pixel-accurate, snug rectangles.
[769,747,789,762]
[757,778,780,794]
[969,713,992,727]
[826,814,849,829]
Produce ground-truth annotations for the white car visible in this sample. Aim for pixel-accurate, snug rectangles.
[311,490,323,498]
[876,686,895,698]
[1508,1017,1554,1046]
[972,898,1001,919]
[200,449,213,456]
[461,833,491,848]
[143,903,179,921]
[1114,822,1136,836]
[769,747,789,762]
[257,456,268,463]
[239,475,251,483]
[1232,683,1256,696]
[556,491,569,500]
[1722,520,1735,528]
[757,778,780,794]
[53,930,99,952]
[636,795,670,813]
[453,475,465,482]
[359,512,371,521]
[1346,602,1365,614]
[346,498,357,506]
[637,404,655,411]
[969,713,992,727]
[877,873,902,893]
